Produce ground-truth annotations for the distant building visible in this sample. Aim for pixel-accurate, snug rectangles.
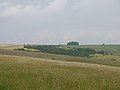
[59,46,62,48]
[67,41,79,45]
[58,45,62,48]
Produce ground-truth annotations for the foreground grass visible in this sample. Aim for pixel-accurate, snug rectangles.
[0,55,120,90]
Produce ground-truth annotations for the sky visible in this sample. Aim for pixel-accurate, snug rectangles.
[0,0,120,44]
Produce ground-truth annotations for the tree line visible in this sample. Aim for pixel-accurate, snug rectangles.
[23,45,99,57]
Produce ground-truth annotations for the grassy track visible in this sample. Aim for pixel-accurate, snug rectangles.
[0,55,120,90]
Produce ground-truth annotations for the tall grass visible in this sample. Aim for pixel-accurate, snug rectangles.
[0,55,120,90]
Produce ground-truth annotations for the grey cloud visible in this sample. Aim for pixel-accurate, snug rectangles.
[0,0,53,5]
[0,0,120,44]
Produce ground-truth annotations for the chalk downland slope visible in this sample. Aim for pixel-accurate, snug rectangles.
[0,44,23,50]
[0,55,120,90]
[0,48,120,67]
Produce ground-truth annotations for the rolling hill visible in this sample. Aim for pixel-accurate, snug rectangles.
[0,44,120,90]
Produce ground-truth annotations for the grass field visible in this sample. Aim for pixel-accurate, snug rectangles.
[0,44,23,50]
[1,48,120,67]
[0,55,120,90]
[0,44,120,90]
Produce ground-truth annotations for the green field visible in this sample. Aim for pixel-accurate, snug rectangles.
[0,44,120,90]
[62,45,120,55]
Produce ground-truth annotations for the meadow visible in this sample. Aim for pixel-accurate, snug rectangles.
[0,44,120,90]
[1,46,120,67]
[0,55,120,90]
[0,44,23,50]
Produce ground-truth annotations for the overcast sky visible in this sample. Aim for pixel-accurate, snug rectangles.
[0,0,120,44]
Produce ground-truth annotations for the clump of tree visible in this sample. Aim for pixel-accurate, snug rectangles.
[24,44,96,57]
[67,41,79,45]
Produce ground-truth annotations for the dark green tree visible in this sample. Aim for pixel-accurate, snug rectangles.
[67,41,79,45]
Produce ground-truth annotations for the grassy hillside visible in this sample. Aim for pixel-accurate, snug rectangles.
[0,44,120,89]
[1,44,120,56]
[62,45,120,55]
[0,55,120,90]
[1,49,120,67]
[0,44,23,50]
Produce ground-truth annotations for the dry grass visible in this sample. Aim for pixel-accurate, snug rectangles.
[0,44,23,50]
[0,55,120,90]
[0,48,120,67]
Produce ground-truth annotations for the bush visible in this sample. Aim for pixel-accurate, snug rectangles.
[52,58,56,60]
